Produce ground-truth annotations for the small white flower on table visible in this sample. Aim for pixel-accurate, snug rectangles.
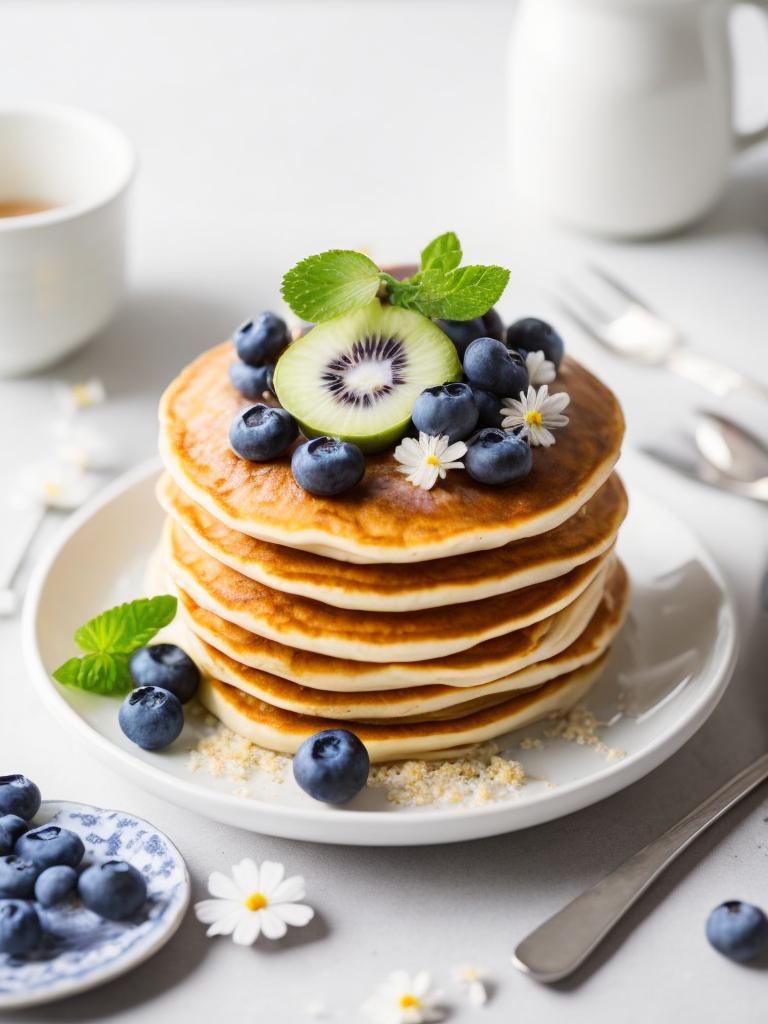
[524,349,556,386]
[394,433,467,490]
[501,384,570,447]
[54,377,107,416]
[454,965,488,1007]
[194,858,314,945]
[361,969,444,1024]
[14,461,102,510]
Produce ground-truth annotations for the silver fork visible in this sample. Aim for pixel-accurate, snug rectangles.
[558,266,768,403]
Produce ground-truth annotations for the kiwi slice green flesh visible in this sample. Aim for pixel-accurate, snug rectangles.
[273,301,462,454]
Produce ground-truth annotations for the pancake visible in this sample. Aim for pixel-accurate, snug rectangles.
[157,471,627,611]
[198,651,611,761]
[171,558,612,690]
[159,343,625,563]
[163,515,613,662]
[179,559,628,720]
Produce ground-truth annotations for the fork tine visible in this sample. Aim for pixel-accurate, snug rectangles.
[587,264,657,313]
[553,286,610,345]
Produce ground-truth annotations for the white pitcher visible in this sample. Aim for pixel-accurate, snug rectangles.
[507,0,768,237]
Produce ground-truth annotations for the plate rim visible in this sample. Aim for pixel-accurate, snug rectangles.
[0,796,190,1011]
[21,458,740,846]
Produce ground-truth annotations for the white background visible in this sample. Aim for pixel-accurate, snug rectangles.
[2,1,768,1021]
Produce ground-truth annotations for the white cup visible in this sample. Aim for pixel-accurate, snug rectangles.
[508,0,768,238]
[0,104,136,377]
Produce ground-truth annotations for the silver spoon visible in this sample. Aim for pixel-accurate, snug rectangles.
[694,411,768,483]
[0,504,47,617]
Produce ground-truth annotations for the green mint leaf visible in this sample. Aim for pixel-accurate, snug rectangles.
[53,652,133,696]
[74,595,177,656]
[414,265,510,320]
[281,250,383,322]
[419,232,462,275]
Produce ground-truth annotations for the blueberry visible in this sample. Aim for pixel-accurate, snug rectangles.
[229,403,298,461]
[411,383,479,443]
[233,312,290,367]
[35,865,78,907]
[228,360,276,399]
[506,317,564,370]
[481,306,506,343]
[434,317,487,359]
[78,860,147,921]
[0,775,41,821]
[469,387,504,430]
[291,437,365,496]
[465,428,533,486]
[706,901,768,962]
[0,856,41,899]
[293,729,370,804]
[0,816,28,857]
[129,644,200,704]
[118,686,184,751]
[463,338,529,398]
[0,900,42,956]
[15,825,84,871]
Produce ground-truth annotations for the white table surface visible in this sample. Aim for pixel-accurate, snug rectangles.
[2,1,768,1021]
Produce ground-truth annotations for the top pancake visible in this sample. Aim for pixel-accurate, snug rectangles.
[159,342,625,564]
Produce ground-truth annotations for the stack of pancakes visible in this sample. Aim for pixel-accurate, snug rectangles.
[154,341,629,762]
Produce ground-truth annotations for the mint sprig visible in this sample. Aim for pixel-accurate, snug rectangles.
[280,232,509,323]
[53,595,178,696]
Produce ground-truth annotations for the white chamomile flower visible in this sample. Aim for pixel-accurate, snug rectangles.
[361,970,444,1024]
[52,421,121,472]
[194,858,314,945]
[13,461,102,511]
[500,384,570,447]
[394,432,467,490]
[524,349,556,387]
[454,965,488,1007]
[54,377,107,415]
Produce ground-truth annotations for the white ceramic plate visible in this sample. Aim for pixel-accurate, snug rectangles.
[0,799,189,1010]
[22,459,738,847]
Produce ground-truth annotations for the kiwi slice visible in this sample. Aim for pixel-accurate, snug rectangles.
[273,300,462,454]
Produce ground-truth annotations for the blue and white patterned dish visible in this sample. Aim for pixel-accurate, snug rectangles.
[0,800,190,1009]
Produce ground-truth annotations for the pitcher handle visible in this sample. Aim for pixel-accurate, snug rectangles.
[733,0,768,151]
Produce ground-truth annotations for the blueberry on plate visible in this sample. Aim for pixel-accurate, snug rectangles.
[35,864,78,908]
[506,317,564,370]
[293,729,370,804]
[291,437,365,496]
[706,901,768,962]
[129,644,200,704]
[0,856,41,899]
[0,775,41,821]
[78,860,147,921]
[463,338,529,397]
[15,825,84,871]
[468,386,504,430]
[119,686,184,751]
[228,360,275,400]
[465,428,533,486]
[229,403,298,461]
[434,317,487,359]
[411,383,479,443]
[0,815,28,857]
[233,312,290,367]
[0,899,42,956]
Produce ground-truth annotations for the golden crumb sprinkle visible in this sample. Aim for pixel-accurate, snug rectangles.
[543,706,625,762]
[187,726,292,785]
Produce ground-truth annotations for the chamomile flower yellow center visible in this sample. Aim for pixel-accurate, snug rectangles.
[425,455,440,466]
[244,891,268,912]
[525,409,543,427]
[399,994,420,1009]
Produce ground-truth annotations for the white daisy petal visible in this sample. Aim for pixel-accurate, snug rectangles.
[412,971,432,997]
[259,908,288,940]
[388,970,412,995]
[232,911,262,946]
[272,901,314,927]
[439,460,465,471]
[468,979,488,1006]
[232,857,260,894]
[270,874,306,905]
[206,872,243,902]
[421,463,440,490]
[194,898,241,924]
[207,908,245,937]
[441,441,468,462]
[258,860,285,897]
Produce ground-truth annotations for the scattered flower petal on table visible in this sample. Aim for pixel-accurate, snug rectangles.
[501,384,570,447]
[53,421,122,471]
[194,858,314,945]
[54,377,107,415]
[394,432,467,490]
[453,965,488,1007]
[12,460,103,510]
[361,969,445,1024]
